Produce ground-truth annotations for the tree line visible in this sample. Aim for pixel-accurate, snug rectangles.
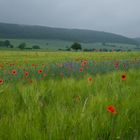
[0,40,40,50]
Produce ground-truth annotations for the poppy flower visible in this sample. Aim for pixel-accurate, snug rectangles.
[83,60,88,65]
[107,105,117,114]
[88,77,92,82]
[121,74,126,81]
[81,62,85,67]
[0,79,4,85]
[79,68,83,72]
[12,70,17,75]
[24,71,29,77]
[38,69,43,73]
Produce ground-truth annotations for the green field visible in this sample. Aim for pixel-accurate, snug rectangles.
[0,38,139,51]
[0,51,140,140]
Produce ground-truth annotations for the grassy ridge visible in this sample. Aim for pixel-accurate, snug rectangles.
[0,51,140,140]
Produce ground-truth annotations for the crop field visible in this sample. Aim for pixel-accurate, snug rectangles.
[0,51,140,140]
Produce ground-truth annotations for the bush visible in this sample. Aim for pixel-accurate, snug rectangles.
[32,45,40,49]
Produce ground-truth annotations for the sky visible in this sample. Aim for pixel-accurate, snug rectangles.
[0,0,140,38]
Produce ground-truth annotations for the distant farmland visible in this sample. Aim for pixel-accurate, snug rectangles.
[0,38,139,51]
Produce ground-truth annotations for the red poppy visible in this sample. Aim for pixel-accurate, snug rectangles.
[83,60,88,65]
[88,77,92,82]
[24,71,29,77]
[12,70,17,75]
[81,62,85,67]
[79,68,83,72]
[121,74,126,81]
[107,105,117,114]
[38,69,43,73]
[0,79,4,85]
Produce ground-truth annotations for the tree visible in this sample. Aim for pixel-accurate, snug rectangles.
[4,40,10,47]
[10,45,14,48]
[32,45,40,49]
[18,43,26,50]
[71,42,82,51]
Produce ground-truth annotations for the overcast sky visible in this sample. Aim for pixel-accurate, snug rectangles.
[0,0,140,37]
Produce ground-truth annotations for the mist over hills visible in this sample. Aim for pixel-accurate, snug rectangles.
[0,23,139,45]
[133,38,140,44]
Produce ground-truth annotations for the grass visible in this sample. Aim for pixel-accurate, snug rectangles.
[0,51,140,140]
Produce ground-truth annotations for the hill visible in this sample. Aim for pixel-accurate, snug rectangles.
[133,38,140,44]
[0,23,139,45]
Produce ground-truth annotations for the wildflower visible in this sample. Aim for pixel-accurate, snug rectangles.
[83,60,88,65]
[107,105,117,114]
[24,71,29,77]
[88,77,92,82]
[79,68,83,72]
[12,70,17,75]
[121,74,126,81]
[38,69,43,73]
[0,79,4,85]
[81,62,85,67]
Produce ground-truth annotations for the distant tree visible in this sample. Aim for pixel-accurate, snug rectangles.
[32,45,40,49]
[4,40,10,47]
[102,48,108,52]
[0,41,4,47]
[71,42,82,51]
[10,44,14,48]
[83,48,88,52]
[18,43,26,50]
[128,49,131,52]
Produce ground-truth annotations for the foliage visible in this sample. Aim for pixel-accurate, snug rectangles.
[18,42,26,49]
[32,45,40,49]
[71,42,82,51]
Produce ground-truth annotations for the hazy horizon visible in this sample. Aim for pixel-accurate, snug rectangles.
[0,0,140,38]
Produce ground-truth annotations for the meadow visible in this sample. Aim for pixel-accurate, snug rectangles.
[0,51,140,140]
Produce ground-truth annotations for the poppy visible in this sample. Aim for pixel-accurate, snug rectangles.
[38,69,43,73]
[121,74,126,81]
[107,105,117,114]
[24,71,29,77]
[83,60,88,65]
[79,68,83,72]
[12,70,17,75]
[81,62,85,67]
[0,79,4,85]
[88,77,92,82]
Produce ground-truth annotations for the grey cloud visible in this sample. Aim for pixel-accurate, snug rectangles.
[0,0,140,37]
